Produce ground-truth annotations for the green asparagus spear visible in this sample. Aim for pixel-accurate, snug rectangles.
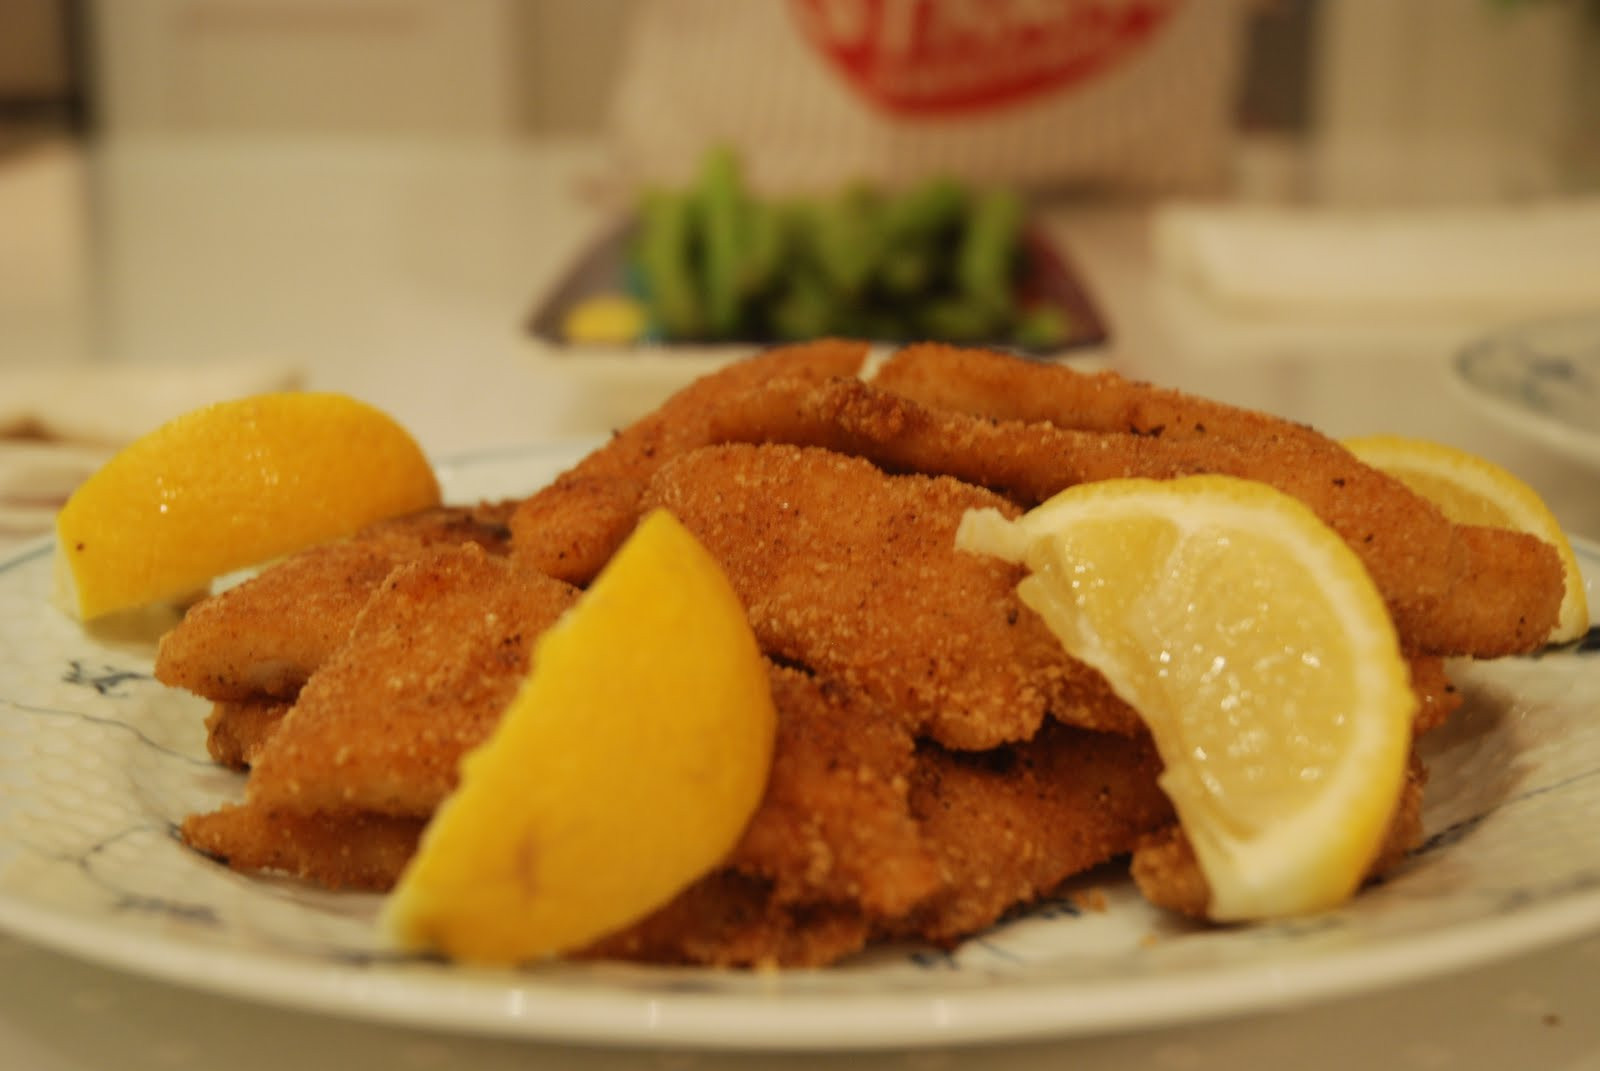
[695,146,746,339]
[958,188,1025,320]
[635,191,702,339]
[882,176,969,242]
[738,199,786,298]
[769,264,837,341]
[625,147,1065,349]
[809,186,883,299]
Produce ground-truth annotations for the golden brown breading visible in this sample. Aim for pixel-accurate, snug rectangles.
[182,804,422,892]
[730,664,939,917]
[875,342,1329,443]
[238,543,577,819]
[887,723,1173,945]
[203,698,290,770]
[582,870,873,969]
[509,339,868,585]
[705,375,1563,658]
[642,442,1143,746]
[1409,654,1462,736]
[155,503,516,702]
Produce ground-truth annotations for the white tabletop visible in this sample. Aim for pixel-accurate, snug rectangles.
[1,135,1596,1069]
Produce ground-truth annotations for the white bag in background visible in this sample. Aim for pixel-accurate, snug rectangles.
[608,0,1249,196]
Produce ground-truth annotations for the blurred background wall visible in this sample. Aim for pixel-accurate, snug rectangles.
[1,0,1596,201]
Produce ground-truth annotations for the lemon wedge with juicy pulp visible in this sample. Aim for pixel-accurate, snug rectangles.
[958,476,1415,921]
[54,392,440,621]
[1343,434,1589,643]
[382,508,777,964]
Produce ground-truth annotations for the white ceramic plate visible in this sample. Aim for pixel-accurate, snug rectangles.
[1,443,1598,1052]
[1454,314,1600,466]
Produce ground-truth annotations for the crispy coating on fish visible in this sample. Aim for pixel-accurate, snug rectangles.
[155,503,515,702]
[642,442,1143,745]
[705,376,1562,657]
[1409,654,1462,736]
[875,342,1328,443]
[593,708,1171,966]
[730,665,939,917]
[203,698,289,770]
[889,723,1173,945]
[510,339,868,584]
[182,804,422,892]
[240,544,577,818]
[878,349,1574,664]
[582,870,873,969]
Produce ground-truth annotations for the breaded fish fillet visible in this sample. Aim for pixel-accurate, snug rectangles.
[509,339,868,585]
[202,698,289,770]
[1408,654,1462,736]
[593,715,1173,966]
[888,722,1173,946]
[241,543,577,818]
[156,503,516,703]
[582,870,873,969]
[875,342,1332,444]
[706,376,1562,657]
[641,442,1143,745]
[181,806,423,892]
[731,664,939,917]
[182,544,577,890]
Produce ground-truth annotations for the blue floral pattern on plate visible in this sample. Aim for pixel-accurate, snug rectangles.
[0,444,1597,1051]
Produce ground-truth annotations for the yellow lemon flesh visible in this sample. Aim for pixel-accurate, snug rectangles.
[382,509,777,964]
[958,476,1415,921]
[1343,434,1589,643]
[54,392,440,621]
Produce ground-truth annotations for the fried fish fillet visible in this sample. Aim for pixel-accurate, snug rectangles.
[730,664,939,918]
[874,342,1332,444]
[593,708,1174,967]
[241,543,577,818]
[705,375,1562,657]
[888,722,1173,946]
[181,806,423,892]
[510,339,868,585]
[181,543,578,889]
[202,698,289,770]
[582,870,873,969]
[1408,654,1463,736]
[641,442,1143,745]
[155,502,516,703]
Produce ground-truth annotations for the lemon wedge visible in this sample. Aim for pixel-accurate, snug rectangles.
[958,476,1415,921]
[382,509,776,964]
[1343,434,1588,643]
[54,392,440,621]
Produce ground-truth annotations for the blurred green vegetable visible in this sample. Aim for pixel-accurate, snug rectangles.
[635,191,702,340]
[694,146,746,338]
[628,147,1073,352]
